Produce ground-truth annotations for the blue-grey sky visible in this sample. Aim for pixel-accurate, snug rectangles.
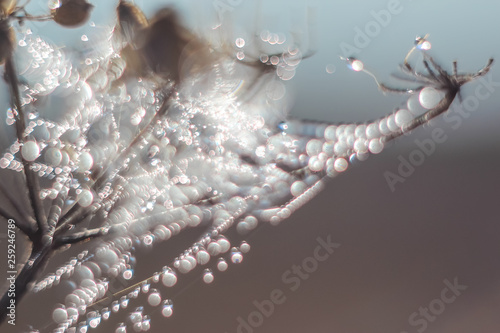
[19,0,500,153]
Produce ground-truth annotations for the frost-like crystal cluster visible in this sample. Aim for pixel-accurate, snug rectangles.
[4,31,398,330]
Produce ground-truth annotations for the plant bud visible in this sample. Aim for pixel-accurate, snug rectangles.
[140,8,214,83]
[117,0,148,44]
[0,20,14,65]
[52,0,94,27]
[0,0,16,17]
[120,44,149,78]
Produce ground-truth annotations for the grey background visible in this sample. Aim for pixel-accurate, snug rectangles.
[2,0,500,332]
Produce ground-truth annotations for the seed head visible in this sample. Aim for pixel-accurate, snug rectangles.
[117,0,148,44]
[0,0,16,17]
[52,0,94,28]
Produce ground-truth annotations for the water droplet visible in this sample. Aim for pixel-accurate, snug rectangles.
[387,114,399,132]
[48,0,61,10]
[81,35,88,42]
[129,287,140,299]
[111,301,120,313]
[333,141,348,156]
[230,248,243,264]
[177,258,194,274]
[77,322,89,333]
[266,81,286,100]
[101,308,110,320]
[141,316,151,331]
[277,121,288,131]
[141,283,150,293]
[142,234,154,245]
[334,158,348,172]
[196,249,210,265]
[344,57,364,71]
[202,269,214,284]
[148,145,159,158]
[260,30,270,42]
[63,308,77,326]
[415,36,431,51]
[306,139,322,156]
[368,139,384,154]
[120,296,129,309]
[290,181,306,197]
[236,221,250,234]
[161,268,177,287]
[45,148,62,166]
[353,138,367,153]
[78,151,93,171]
[129,307,143,324]
[88,316,101,328]
[52,307,68,324]
[244,216,258,230]
[217,236,231,253]
[365,123,380,140]
[130,113,142,126]
[235,37,245,48]
[217,258,228,272]
[161,300,173,317]
[147,290,162,306]
[0,157,9,169]
[419,87,442,109]
[395,109,413,128]
[77,189,93,207]
[22,141,40,161]
[326,64,336,74]
[239,241,251,253]
[115,323,127,333]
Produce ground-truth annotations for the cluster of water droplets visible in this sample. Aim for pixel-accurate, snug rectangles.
[35,231,251,332]
[0,13,447,332]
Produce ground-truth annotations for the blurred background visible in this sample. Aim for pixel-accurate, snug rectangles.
[3,0,500,332]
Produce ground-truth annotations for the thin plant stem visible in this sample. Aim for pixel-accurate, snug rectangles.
[4,56,47,233]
